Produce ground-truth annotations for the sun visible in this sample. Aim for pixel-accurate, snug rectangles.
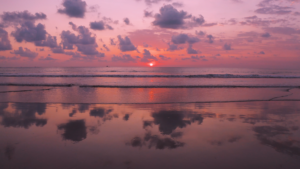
[149,63,154,67]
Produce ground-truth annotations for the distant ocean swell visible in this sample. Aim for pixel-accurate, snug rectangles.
[0,83,299,88]
[0,74,300,78]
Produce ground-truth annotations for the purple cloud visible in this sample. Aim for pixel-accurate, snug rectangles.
[159,55,171,60]
[11,47,38,59]
[187,44,198,54]
[124,18,130,25]
[223,43,232,50]
[0,11,46,26]
[117,36,137,52]
[11,21,47,43]
[171,33,200,44]
[112,54,137,62]
[261,32,271,38]
[58,0,87,18]
[153,5,204,29]
[144,10,153,17]
[0,28,12,51]
[141,49,158,62]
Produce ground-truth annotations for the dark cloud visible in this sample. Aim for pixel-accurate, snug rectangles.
[261,32,271,38]
[61,24,104,58]
[240,15,286,27]
[264,27,300,35]
[102,17,119,25]
[110,38,116,45]
[143,0,172,6]
[195,30,205,36]
[58,0,87,18]
[144,10,153,17]
[90,21,114,31]
[117,35,137,52]
[124,18,130,25]
[171,34,189,44]
[51,46,65,53]
[187,44,198,54]
[39,56,57,61]
[167,43,182,51]
[57,120,87,142]
[172,2,184,7]
[170,131,183,138]
[34,35,58,48]
[11,21,47,43]
[143,42,149,48]
[103,44,110,51]
[227,18,237,25]
[127,132,185,150]
[191,15,205,25]
[0,28,12,51]
[237,31,260,37]
[0,11,46,26]
[255,4,292,15]
[201,23,217,27]
[187,37,200,44]
[141,49,158,62]
[65,51,84,60]
[152,5,204,29]
[159,55,171,60]
[245,15,258,20]
[182,55,207,62]
[206,35,214,43]
[1,103,47,129]
[259,51,265,54]
[223,43,232,50]
[232,0,243,3]
[39,56,55,61]
[61,31,78,49]
[106,24,114,30]
[0,56,19,60]
[69,21,77,31]
[90,21,105,30]
[171,33,200,44]
[77,44,104,56]
[11,47,38,59]
[112,54,137,62]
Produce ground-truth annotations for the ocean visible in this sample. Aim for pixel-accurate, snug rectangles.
[1,67,300,169]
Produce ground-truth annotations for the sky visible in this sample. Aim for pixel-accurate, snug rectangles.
[0,0,299,68]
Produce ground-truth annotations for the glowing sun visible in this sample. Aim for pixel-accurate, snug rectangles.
[149,63,154,67]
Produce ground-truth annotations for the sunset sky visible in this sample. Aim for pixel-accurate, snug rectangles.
[0,0,300,68]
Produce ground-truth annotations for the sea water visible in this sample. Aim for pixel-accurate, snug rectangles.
[1,67,300,169]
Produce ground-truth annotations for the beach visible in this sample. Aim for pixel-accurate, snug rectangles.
[0,67,300,168]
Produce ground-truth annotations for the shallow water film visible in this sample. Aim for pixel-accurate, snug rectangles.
[1,101,300,169]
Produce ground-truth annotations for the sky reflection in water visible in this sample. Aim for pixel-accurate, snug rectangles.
[0,101,300,169]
